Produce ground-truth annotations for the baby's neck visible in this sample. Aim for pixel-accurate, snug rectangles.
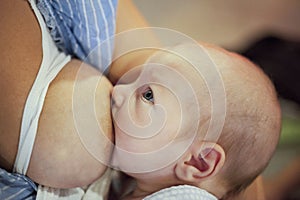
[123,176,177,200]
[123,180,161,200]
[123,188,149,200]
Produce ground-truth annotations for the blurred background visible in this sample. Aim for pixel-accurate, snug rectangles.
[132,0,300,199]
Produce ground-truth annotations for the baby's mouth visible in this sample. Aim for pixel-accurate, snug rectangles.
[110,91,118,117]
[111,95,116,106]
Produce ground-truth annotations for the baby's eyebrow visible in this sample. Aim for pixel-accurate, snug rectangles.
[137,66,159,83]
[150,70,162,81]
[147,64,173,80]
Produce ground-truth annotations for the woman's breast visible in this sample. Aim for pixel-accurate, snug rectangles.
[27,59,114,188]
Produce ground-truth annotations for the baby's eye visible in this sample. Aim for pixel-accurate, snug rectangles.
[142,87,154,103]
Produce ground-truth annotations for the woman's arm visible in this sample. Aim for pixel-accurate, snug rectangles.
[27,59,114,188]
[108,0,159,84]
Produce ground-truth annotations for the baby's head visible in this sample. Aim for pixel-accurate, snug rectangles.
[111,43,281,198]
[194,43,281,198]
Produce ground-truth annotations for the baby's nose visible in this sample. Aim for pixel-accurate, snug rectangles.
[112,85,126,107]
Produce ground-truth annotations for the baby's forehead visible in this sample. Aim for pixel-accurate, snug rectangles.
[141,61,208,113]
[141,62,183,81]
[144,53,210,92]
[142,53,202,83]
[139,64,189,98]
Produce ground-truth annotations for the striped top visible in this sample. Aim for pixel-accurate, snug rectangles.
[0,168,37,200]
[36,0,118,73]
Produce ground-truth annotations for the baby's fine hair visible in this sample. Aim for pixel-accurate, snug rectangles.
[215,51,281,198]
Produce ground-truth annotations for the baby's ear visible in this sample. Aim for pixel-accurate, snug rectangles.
[175,142,225,183]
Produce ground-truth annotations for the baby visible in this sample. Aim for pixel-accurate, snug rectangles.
[110,43,281,199]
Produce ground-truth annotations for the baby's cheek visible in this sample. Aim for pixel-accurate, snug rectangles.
[115,129,169,154]
[114,128,139,152]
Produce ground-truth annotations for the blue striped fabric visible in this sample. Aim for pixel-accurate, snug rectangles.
[0,168,37,200]
[36,0,118,73]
